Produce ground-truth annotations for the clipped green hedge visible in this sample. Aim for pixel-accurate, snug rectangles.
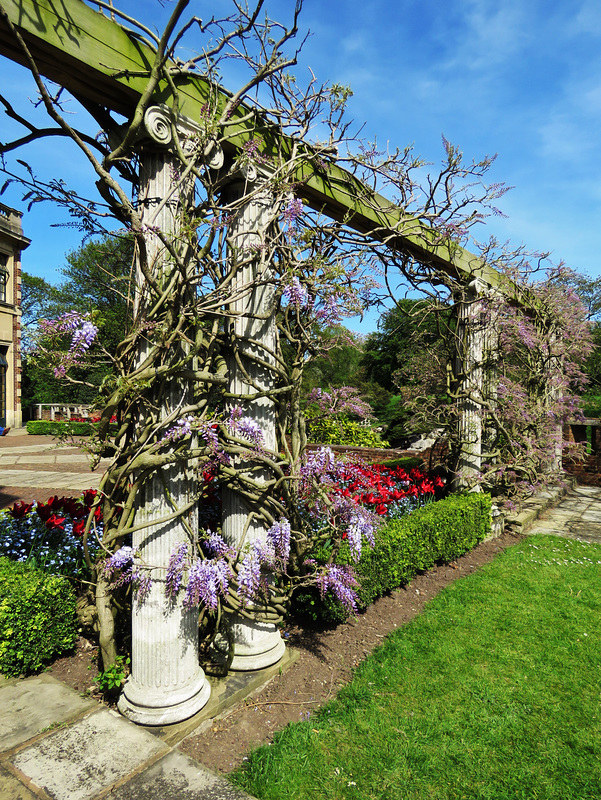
[26,420,117,436]
[378,456,424,470]
[0,558,78,676]
[27,419,95,436]
[293,492,491,623]
[354,492,491,607]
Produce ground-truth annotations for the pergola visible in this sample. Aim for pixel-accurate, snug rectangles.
[0,0,540,726]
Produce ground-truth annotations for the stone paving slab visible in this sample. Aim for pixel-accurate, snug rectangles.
[9,708,169,800]
[0,470,101,490]
[0,764,38,800]
[0,674,96,752]
[108,750,254,800]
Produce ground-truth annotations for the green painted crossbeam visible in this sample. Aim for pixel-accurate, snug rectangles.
[0,0,524,299]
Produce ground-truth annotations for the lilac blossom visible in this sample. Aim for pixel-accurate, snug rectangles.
[316,565,359,615]
[184,557,233,610]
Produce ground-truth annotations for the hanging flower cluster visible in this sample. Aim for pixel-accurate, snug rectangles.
[38,311,99,378]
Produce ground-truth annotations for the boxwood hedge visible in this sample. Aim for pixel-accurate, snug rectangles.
[293,492,492,623]
[0,558,78,676]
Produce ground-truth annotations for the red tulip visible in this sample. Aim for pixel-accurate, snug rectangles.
[45,514,66,531]
[7,501,34,519]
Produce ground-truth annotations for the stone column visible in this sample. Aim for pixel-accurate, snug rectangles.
[221,174,285,671]
[118,109,211,725]
[546,330,564,474]
[481,291,500,466]
[454,279,487,490]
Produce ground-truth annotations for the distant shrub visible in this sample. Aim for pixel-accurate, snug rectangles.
[0,558,78,676]
[580,395,601,418]
[305,411,389,448]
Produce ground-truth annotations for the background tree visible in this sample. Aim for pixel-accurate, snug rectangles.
[361,299,451,445]
[21,234,132,410]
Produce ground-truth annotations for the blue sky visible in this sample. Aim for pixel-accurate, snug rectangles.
[1,0,600,331]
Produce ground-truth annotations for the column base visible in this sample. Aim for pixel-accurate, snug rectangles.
[117,671,211,726]
[227,616,286,671]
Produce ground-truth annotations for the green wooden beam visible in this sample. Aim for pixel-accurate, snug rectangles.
[0,0,529,303]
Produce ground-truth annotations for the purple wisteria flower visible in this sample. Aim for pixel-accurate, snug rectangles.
[266,518,291,563]
[40,311,99,377]
[307,386,373,420]
[282,197,303,226]
[108,546,135,571]
[161,415,194,445]
[345,509,376,562]
[316,565,359,615]
[237,546,263,604]
[228,406,265,449]
[166,542,189,598]
[132,568,152,603]
[102,547,153,600]
[204,530,236,559]
[70,320,99,355]
[184,557,232,610]
[315,295,343,326]
[282,276,311,310]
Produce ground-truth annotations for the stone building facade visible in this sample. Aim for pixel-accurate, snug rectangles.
[0,203,29,429]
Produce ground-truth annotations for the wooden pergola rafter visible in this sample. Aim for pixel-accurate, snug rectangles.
[0,0,530,299]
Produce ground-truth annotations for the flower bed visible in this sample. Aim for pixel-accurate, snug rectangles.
[0,491,103,579]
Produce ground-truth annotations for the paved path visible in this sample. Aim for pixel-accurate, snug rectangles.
[525,484,601,544]
[3,430,601,798]
[0,430,110,498]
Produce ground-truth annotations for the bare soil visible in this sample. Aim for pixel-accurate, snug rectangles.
[47,530,522,775]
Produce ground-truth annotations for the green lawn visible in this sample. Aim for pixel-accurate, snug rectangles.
[233,535,601,800]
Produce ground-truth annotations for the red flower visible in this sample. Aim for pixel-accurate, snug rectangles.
[36,501,54,522]
[50,495,68,511]
[72,519,86,537]
[63,499,87,519]
[81,489,97,508]
[7,501,34,519]
[45,514,66,531]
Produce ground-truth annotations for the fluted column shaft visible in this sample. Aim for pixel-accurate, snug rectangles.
[455,280,487,489]
[118,149,211,724]
[221,179,285,671]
